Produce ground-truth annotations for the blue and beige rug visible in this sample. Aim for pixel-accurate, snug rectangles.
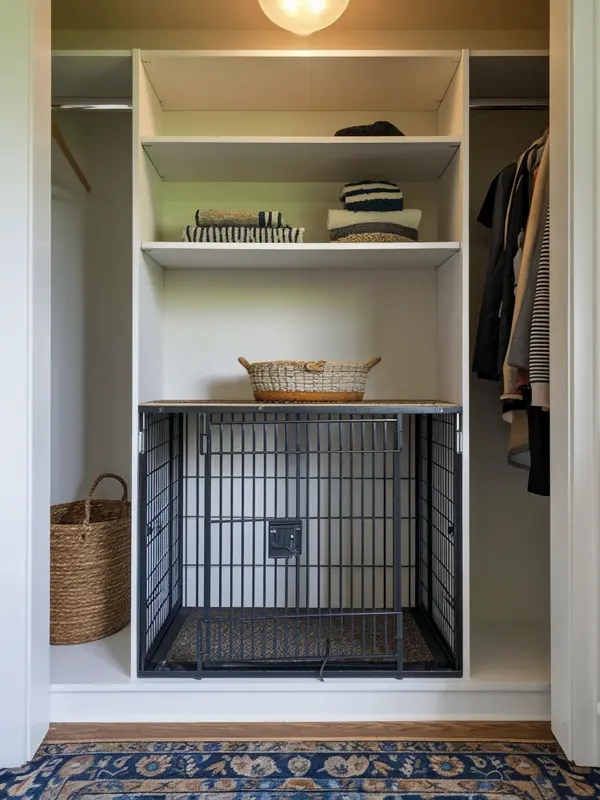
[1,739,598,798]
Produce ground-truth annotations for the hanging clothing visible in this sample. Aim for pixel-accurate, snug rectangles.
[530,208,551,408]
[502,136,549,479]
[472,163,517,381]
[498,132,547,387]
[472,128,551,496]
[522,385,550,496]
[504,137,550,386]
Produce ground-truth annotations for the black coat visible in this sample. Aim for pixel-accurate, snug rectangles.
[472,164,517,380]
[473,158,533,382]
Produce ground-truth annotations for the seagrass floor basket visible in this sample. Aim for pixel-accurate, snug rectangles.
[50,473,131,645]
[239,356,381,402]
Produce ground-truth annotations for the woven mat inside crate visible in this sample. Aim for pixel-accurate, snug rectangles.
[167,608,433,665]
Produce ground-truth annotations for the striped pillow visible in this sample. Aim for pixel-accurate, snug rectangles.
[341,180,404,212]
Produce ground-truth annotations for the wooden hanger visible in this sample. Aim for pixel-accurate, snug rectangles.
[51,121,91,194]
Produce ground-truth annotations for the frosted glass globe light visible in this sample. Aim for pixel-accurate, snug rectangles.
[258,0,350,36]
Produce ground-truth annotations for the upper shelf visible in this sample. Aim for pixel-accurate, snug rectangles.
[140,51,462,112]
[141,242,460,271]
[470,52,549,102]
[52,51,132,104]
[142,136,460,183]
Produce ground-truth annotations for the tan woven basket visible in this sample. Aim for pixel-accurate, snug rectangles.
[239,356,382,402]
[50,473,131,645]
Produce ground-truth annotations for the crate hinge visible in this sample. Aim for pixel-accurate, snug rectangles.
[456,430,463,454]
[138,430,145,455]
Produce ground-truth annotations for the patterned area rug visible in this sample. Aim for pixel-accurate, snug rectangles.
[2,739,599,799]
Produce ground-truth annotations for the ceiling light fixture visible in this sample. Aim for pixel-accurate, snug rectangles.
[258,0,350,36]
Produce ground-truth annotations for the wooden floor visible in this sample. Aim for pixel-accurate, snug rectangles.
[46,721,554,743]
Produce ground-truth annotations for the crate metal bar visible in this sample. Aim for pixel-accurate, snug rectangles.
[203,417,212,659]
[427,415,433,616]
[349,418,355,644]
[262,416,268,661]
[360,420,366,652]
[137,413,149,672]
[454,413,464,672]
[317,418,322,648]
[167,415,175,611]
[394,416,404,676]
[228,414,234,659]
[251,415,257,659]
[240,414,246,658]
[302,415,308,659]
[371,419,377,654]
[177,415,185,610]
[414,416,422,612]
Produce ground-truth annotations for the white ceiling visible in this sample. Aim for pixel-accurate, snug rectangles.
[52,0,549,32]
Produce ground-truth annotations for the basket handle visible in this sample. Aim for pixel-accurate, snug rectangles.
[304,361,327,373]
[365,357,382,371]
[238,357,251,372]
[84,473,128,527]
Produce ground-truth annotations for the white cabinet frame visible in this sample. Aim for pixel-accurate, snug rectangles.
[2,0,600,769]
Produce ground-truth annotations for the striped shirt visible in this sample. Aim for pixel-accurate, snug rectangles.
[530,207,550,407]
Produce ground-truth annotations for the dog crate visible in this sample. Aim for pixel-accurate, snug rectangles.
[137,402,462,679]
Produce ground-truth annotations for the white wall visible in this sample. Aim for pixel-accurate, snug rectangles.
[159,110,438,137]
[51,126,88,503]
[469,109,550,626]
[53,28,549,52]
[161,270,439,401]
[50,111,133,503]
[159,181,439,245]
[81,113,133,491]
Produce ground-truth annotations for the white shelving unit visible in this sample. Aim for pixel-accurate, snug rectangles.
[48,49,552,724]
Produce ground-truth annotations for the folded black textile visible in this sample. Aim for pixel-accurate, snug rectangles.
[335,121,404,137]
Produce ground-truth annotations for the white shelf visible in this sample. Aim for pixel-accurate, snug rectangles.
[50,627,131,687]
[142,136,460,183]
[470,53,549,102]
[52,51,132,104]
[141,51,461,113]
[141,242,460,270]
[48,620,548,692]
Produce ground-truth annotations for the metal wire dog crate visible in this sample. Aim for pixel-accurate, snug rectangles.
[137,402,462,679]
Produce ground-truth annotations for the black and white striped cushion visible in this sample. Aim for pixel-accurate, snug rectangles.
[340,180,404,212]
[183,226,304,243]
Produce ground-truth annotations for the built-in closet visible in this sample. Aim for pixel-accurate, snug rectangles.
[48,48,551,722]
[50,53,134,682]
[468,55,550,684]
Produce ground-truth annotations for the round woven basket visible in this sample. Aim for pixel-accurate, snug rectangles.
[239,356,382,402]
[50,473,131,645]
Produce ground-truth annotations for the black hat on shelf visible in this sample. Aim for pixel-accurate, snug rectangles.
[334,120,405,137]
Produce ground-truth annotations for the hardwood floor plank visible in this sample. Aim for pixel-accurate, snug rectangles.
[46,721,554,743]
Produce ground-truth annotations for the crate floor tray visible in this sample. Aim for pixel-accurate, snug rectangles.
[160,609,441,669]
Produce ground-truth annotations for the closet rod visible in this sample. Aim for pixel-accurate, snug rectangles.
[52,103,132,110]
[470,98,549,111]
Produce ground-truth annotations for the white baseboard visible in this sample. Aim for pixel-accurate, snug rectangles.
[50,679,550,723]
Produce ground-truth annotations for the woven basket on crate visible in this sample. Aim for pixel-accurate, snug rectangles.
[50,473,131,645]
[239,356,382,402]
